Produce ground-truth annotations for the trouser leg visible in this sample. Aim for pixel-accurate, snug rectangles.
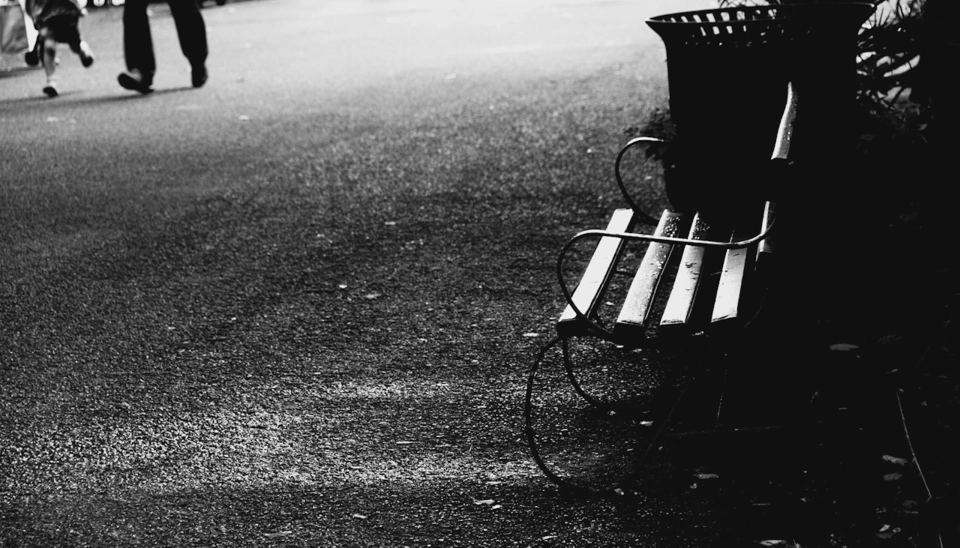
[123,0,155,79]
[168,0,208,67]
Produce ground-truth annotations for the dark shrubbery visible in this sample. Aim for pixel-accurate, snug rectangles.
[711,0,932,157]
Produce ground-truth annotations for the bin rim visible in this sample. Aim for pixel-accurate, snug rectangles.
[647,2,877,24]
[646,2,876,46]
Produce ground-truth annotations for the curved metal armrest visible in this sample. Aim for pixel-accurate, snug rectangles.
[567,218,775,252]
[555,218,776,340]
[614,137,668,226]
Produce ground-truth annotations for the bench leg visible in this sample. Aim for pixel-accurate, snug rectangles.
[560,337,608,409]
[525,336,700,493]
[524,336,586,492]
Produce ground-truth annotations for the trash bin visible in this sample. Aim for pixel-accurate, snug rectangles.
[645,2,875,213]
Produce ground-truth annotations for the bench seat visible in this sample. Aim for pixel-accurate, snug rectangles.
[557,201,776,344]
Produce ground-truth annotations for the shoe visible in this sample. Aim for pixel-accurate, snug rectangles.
[24,47,39,67]
[78,41,94,68]
[42,82,58,98]
[118,70,153,94]
[191,64,208,88]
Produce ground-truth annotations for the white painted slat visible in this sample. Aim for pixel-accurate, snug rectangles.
[712,230,749,324]
[660,213,711,327]
[557,209,635,336]
[614,210,685,338]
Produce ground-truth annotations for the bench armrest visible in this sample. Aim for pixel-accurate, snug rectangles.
[614,137,669,226]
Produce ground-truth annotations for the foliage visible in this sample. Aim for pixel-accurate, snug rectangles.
[715,0,928,116]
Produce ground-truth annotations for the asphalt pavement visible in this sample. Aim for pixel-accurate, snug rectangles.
[4,1,853,547]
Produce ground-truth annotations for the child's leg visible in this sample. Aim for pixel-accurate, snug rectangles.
[69,39,95,67]
[67,24,94,68]
[77,40,94,67]
[40,35,56,80]
[41,34,59,97]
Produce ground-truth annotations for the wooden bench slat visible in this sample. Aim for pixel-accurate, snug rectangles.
[711,231,749,324]
[710,201,774,325]
[557,208,636,335]
[660,213,711,327]
[614,210,685,338]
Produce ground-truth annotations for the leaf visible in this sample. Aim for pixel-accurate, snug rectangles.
[363,293,382,300]
[829,343,860,352]
[695,473,719,480]
[883,472,903,481]
[473,499,495,505]
[264,531,293,537]
[352,514,367,520]
[882,455,909,466]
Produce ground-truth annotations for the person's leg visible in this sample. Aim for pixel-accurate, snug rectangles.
[75,39,95,68]
[40,32,58,97]
[61,18,94,68]
[167,0,208,87]
[122,0,155,82]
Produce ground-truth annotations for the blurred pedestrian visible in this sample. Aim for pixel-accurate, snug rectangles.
[117,0,207,94]
[25,0,95,97]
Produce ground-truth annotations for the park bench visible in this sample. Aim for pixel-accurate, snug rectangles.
[523,88,793,492]
[522,2,874,493]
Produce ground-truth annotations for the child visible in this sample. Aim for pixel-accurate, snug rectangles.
[25,0,94,97]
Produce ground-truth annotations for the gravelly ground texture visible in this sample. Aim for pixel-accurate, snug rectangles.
[2,0,956,546]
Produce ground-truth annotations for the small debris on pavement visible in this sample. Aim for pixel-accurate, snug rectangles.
[882,455,909,466]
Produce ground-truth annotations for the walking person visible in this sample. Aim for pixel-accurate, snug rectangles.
[117,0,207,94]
[25,0,95,98]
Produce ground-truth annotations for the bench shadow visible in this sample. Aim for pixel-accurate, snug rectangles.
[526,333,935,546]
